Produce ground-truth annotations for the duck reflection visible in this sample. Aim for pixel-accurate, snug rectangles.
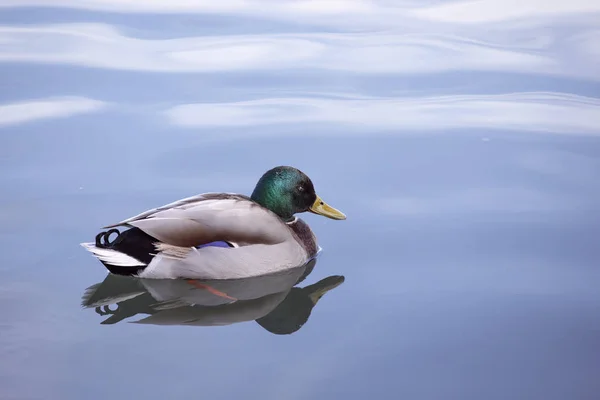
[82,259,344,335]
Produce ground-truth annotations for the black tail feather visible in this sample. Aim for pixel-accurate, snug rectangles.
[94,228,159,276]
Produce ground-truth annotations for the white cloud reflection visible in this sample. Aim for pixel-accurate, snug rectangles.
[0,24,557,75]
[164,92,600,135]
[411,0,600,23]
[0,0,598,80]
[0,97,107,127]
[2,0,599,23]
[0,0,597,132]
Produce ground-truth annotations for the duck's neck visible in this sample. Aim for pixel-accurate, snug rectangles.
[251,186,295,222]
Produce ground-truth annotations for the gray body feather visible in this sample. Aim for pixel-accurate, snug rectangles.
[100,193,315,279]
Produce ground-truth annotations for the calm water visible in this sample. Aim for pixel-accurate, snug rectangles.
[2,2,600,400]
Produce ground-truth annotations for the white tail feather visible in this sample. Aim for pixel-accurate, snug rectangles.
[153,243,193,260]
[80,242,146,267]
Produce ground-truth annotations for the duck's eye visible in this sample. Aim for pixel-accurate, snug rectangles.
[297,186,304,192]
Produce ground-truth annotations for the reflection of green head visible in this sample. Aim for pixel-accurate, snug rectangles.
[255,275,345,335]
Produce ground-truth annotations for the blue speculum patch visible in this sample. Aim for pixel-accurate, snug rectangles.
[195,241,233,249]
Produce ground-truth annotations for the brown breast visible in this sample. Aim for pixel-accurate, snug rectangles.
[288,218,318,257]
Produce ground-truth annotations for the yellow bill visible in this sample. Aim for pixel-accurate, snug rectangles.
[309,195,346,220]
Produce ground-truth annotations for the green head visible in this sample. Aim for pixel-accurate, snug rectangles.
[250,166,346,222]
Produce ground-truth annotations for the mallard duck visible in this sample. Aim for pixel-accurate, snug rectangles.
[81,166,346,279]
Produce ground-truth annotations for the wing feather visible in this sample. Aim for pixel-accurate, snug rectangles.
[102,193,292,248]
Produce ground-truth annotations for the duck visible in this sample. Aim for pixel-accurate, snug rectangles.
[81,166,346,280]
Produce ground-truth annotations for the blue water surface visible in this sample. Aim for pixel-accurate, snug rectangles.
[1,2,600,399]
